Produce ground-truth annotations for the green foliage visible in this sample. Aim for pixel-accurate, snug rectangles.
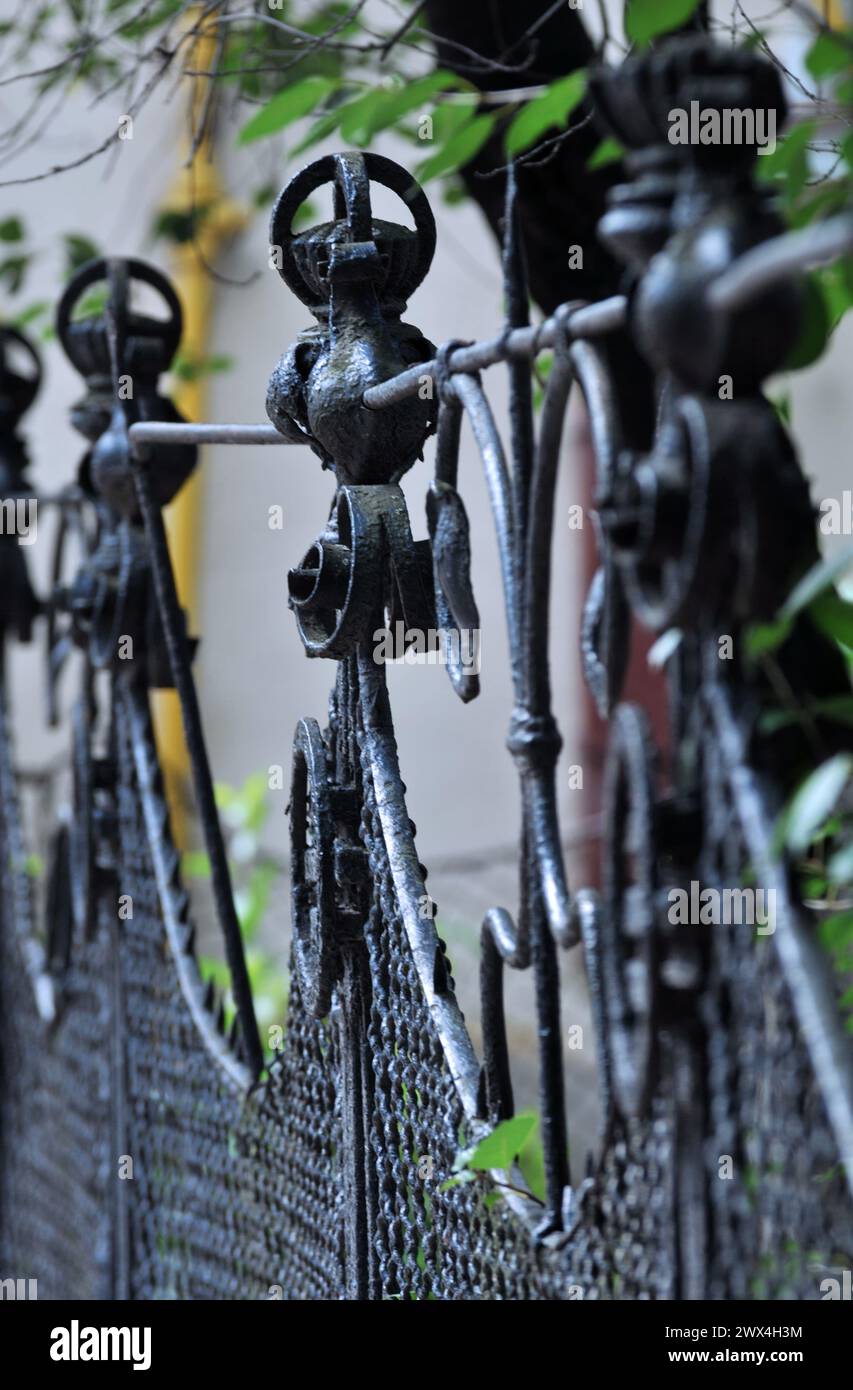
[0,217,24,243]
[587,137,625,171]
[504,71,586,158]
[169,351,233,382]
[805,30,853,82]
[152,206,212,244]
[237,75,336,145]
[781,543,853,621]
[187,772,288,1053]
[779,755,853,856]
[63,233,101,276]
[625,0,703,48]
[416,114,495,185]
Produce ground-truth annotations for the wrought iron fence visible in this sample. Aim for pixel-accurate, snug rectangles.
[1,35,853,1301]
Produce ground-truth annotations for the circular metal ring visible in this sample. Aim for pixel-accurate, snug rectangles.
[56,256,183,371]
[269,152,436,307]
[289,486,384,659]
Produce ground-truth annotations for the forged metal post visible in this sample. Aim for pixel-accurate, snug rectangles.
[53,256,263,1081]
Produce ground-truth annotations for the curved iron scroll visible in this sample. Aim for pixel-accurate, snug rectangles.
[0,33,852,1302]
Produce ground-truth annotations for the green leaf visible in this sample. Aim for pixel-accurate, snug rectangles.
[338,89,389,146]
[12,301,49,328]
[625,0,703,47]
[761,696,853,736]
[439,1170,477,1192]
[237,76,335,145]
[152,205,210,245]
[809,589,853,651]
[744,615,793,660]
[783,755,853,856]
[785,272,830,371]
[252,182,277,210]
[587,137,624,171]
[0,217,24,243]
[431,99,478,145]
[0,256,30,294]
[755,121,816,201]
[505,71,586,158]
[416,114,495,184]
[818,257,853,332]
[462,1112,538,1172]
[351,71,459,144]
[170,353,233,382]
[805,31,852,82]
[819,909,853,956]
[829,841,853,885]
[181,850,211,879]
[780,542,853,618]
[290,105,350,158]
[63,233,100,275]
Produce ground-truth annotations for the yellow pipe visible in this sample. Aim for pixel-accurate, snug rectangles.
[154,12,246,843]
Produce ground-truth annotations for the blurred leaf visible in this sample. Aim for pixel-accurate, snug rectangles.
[237,76,335,145]
[760,696,853,736]
[237,862,278,944]
[118,0,182,39]
[780,543,853,618]
[810,589,853,651]
[505,72,586,158]
[290,104,349,157]
[0,217,24,243]
[152,205,211,244]
[819,909,853,958]
[805,30,852,81]
[829,841,853,885]
[346,71,459,145]
[783,755,853,856]
[744,615,793,660]
[70,285,107,322]
[587,137,624,170]
[170,352,233,382]
[756,121,816,202]
[252,182,278,210]
[625,0,702,46]
[181,850,211,879]
[416,114,495,183]
[12,300,49,327]
[785,272,830,370]
[63,233,100,275]
[0,256,29,294]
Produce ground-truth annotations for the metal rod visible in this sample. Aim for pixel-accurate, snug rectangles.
[710,214,853,312]
[129,422,297,450]
[117,298,627,459]
[363,297,628,411]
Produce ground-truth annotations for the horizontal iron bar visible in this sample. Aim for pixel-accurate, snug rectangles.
[363,296,628,410]
[710,214,853,312]
[129,422,295,451]
[122,297,627,455]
